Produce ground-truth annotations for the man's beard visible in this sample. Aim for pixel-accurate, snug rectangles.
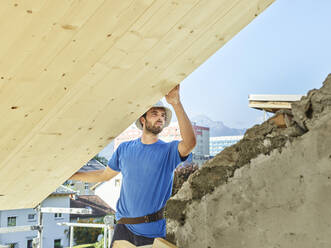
[145,119,164,135]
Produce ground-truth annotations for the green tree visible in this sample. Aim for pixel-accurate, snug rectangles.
[93,155,108,166]
[74,218,103,245]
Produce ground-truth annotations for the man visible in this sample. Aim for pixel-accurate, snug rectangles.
[70,85,196,246]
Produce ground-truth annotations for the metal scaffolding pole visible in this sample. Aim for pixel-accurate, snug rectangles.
[69,226,74,248]
[35,205,43,248]
[58,215,114,247]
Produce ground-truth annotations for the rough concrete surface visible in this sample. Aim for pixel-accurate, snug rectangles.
[166,74,331,248]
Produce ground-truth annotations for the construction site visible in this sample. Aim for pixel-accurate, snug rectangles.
[0,0,330,247]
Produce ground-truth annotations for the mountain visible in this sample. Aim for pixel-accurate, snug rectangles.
[191,115,246,137]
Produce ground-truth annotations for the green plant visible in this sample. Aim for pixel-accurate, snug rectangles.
[74,218,103,245]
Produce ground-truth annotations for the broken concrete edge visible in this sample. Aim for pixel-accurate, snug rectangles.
[166,122,299,225]
[165,73,331,229]
[173,111,331,247]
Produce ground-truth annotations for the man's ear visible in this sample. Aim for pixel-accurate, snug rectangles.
[140,116,145,127]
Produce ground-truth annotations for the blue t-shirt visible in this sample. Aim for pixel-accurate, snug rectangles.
[107,138,186,238]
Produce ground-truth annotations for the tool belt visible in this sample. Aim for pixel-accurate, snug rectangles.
[117,207,165,224]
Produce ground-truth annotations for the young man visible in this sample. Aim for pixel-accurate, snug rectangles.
[70,85,196,246]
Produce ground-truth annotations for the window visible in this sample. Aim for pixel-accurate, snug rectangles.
[27,239,33,248]
[7,216,16,227]
[28,214,36,221]
[54,213,62,219]
[54,239,61,248]
[84,183,89,190]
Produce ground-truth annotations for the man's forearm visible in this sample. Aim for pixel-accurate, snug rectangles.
[172,101,196,149]
[165,84,196,155]
[70,170,109,183]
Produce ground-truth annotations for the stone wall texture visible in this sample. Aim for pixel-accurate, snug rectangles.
[166,74,331,248]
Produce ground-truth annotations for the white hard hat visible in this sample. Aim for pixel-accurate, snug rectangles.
[135,101,172,130]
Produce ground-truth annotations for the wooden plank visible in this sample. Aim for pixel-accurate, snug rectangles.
[113,240,137,248]
[0,0,98,164]
[161,0,276,84]
[153,238,177,248]
[0,0,153,169]
[249,101,293,111]
[0,0,275,210]
[0,0,47,61]
[249,94,303,102]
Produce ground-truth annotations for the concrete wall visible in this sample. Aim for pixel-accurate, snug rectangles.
[167,74,331,248]
[169,106,331,248]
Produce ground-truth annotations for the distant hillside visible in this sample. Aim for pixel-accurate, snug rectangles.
[191,115,246,137]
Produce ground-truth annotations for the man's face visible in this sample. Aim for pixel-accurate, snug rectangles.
[141,107,166,135]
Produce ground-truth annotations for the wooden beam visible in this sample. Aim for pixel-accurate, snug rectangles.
[0,0,275,210]
[249,101,293,112]
[249,94,303,102]
[153,238,177,248]
[113,240,138,248]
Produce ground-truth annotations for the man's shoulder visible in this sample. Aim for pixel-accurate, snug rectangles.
[118,138,138,148]
[159,139,179,145]
[157,139,180,150]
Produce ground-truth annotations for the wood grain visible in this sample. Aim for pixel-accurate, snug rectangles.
[0,0,275,210]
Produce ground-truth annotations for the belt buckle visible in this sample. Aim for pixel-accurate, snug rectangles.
[144,215,150,223]
[144,214,157,223]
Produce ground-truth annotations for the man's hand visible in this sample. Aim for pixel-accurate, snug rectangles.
[165,85,180,105]
[165,84,196,157]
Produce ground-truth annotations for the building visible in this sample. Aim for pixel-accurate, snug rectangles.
[191,123,210,166]
[70,195,115,221]
[210,136,244,156]
[0,185,75,248]
[0,183,115,248]
[94,174,122,212]
[114,122,210,166]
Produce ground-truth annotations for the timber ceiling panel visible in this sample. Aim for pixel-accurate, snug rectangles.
[0,0,274,210]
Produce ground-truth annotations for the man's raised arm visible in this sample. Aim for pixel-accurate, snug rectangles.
[166,85,197,157]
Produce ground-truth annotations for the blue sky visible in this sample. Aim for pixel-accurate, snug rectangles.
[175,0,331,128]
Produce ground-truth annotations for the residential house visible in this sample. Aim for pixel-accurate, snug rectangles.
[0,185,75,248]
[70,195,115,222]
